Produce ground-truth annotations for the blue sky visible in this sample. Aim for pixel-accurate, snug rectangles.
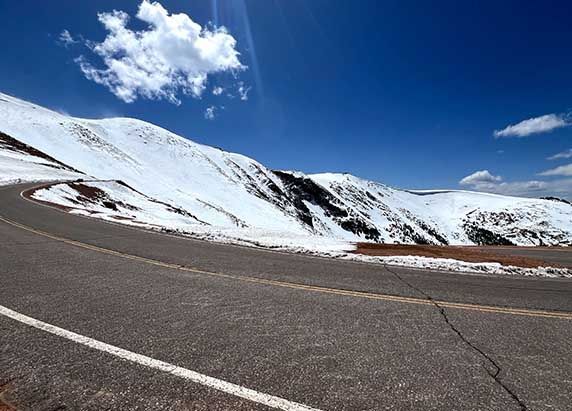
[0,0,571,197]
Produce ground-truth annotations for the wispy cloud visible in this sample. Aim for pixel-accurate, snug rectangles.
[539,164,572,177]
[204,106,217,120]
[494,113,570,138]
[237,82,251,101]
[74,0,246,104]
[57,29,78,47]
[547,149,572,161]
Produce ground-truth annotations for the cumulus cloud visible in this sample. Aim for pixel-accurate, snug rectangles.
[547,149,572,161]
[494,114,570,138]
[212,86,224,96]
[459,170,502,187]
[58,30,77,47]
[459,170,572,198]
[538,164,572,177]
[204,106,216,120]
[76,1,246,104]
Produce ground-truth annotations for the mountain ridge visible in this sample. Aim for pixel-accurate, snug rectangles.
[1,91,571,246]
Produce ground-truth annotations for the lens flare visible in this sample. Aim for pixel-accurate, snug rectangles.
[211,0,263,98]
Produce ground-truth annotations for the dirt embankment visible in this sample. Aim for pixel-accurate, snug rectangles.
[353,243,561,268]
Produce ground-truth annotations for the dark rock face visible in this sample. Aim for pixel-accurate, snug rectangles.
[271,172,462,244]
[273,171,348,218]
[339,218,381,241]
[272,171,382,240]
[463,223,515,246]
[542,196,572,206]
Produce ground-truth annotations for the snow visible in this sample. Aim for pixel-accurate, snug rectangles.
[337,254,572,279]
[0,156,82,186]
[0,137,84,186]
[0,92,308,233]
[309,173,572,246]
[32,180,572,278]
[1,91,570,246]
[1,90,572,277]
[32,180,351,254]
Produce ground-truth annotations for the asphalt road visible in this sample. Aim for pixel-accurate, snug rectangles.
[1,182,572,410]
[487,246,572,269]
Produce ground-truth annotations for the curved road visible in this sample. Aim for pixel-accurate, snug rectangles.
[1,182,571,410]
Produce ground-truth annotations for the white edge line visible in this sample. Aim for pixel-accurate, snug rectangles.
[0,304,322,411]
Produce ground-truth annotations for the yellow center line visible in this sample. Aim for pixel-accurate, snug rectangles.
[1,215,571,321]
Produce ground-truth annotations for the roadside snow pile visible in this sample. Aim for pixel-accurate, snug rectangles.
[0,131,84,186]
[31,180,572,278]
[337,254,572,279]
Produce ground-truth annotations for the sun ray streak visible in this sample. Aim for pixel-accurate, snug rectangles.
[232,0,264,98]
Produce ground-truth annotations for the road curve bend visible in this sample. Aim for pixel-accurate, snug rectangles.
[1,182,572,410]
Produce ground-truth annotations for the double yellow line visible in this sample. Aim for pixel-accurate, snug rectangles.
[1,214,571,321]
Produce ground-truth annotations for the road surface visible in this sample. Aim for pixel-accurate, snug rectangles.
[1,182,571,410]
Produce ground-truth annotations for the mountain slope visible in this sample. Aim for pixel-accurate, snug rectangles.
[306,173,572,246]
[0,131,84,185]
[0,92,307,233]
[1,92,571,246]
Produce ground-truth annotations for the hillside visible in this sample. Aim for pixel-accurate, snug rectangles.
[1,91,571,247]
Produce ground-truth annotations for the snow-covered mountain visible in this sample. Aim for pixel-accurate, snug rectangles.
[1,91,571,246]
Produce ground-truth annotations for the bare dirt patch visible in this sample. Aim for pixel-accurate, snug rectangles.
[353,243,559,268]
[72,182,106,201]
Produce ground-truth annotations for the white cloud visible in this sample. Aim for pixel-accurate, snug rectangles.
[237,82,251,101]
[459,170,572,198]
[494,114,570,138]
[459,170,502,187]
[547,149,572,161]
[76,1,245,104]
[204,105,216,120]
[539,163,572,177]
[212,86,224,96]
[58,30,77,47]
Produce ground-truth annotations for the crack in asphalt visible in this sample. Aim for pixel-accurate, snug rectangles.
[383,265,527,411]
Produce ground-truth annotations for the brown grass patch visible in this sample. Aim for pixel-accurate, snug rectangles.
[353,243,556,268]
